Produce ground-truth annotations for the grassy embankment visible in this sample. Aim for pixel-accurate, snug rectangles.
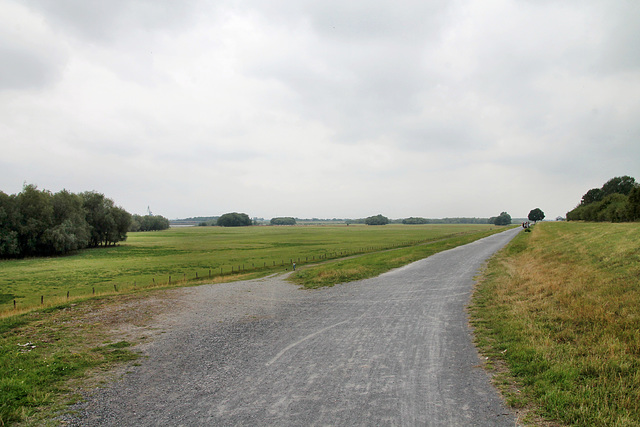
[471,222,640,426]
[1,224,509,425]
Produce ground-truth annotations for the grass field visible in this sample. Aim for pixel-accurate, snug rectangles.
[470,222,640,426]
[0,224,499,315]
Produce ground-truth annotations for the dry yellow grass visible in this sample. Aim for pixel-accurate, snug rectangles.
[471,222,640,426]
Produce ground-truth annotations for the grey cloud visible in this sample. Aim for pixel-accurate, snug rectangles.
[232,0,453,138]
[590,1,640,74]
[2,0,638,219]
[0,45,63,90]
[24,0,204,43]
[302,0,451,41]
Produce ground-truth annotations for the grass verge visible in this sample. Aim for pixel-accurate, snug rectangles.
[0,292,171,426]
[470,222,640,426]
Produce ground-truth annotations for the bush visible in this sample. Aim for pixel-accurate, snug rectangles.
[217,212,252,227]
[364,214,390,226]
[130,214,170,231]
[0,185,130,258]
[270,217,296,226]
[490,212,512,226]
[402,217,429,224]
[567,176,639,222]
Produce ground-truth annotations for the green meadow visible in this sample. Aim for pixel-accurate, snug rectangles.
[0,224,499,314]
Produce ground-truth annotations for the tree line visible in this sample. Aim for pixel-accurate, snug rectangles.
[0,185,168,258]
[200,213,516,227]
[270,217,296,225]
[130,214,170,232]
[566,176,640,222]
[402,217,493,225]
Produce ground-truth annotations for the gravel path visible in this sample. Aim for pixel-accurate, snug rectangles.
[64,228,520,426]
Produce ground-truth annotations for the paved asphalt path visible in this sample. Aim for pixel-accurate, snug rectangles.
[67,228,521,426]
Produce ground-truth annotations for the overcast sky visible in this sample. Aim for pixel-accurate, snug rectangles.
[1,0,638,220]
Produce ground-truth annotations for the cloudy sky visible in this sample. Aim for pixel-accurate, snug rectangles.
[1,0,638,220]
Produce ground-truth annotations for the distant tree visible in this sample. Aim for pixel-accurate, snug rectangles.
[131,214,170,231]
[491,212,512,226]
[580,188,603,206]
[82,192,112,247]
[217,212,252,227]
[82,191,131,246]
[0,185,131,257]
[402,217,429,224]
[598,194,630,222]
[16,184,54,256]
[528,208,545,223]
[46,190,90,253]
[0,191,20,256]
[567,175,639,222]
[628,186,640,221]
[365,214,390,225]
[601,175,636,197]
[108,206,132,245]
[270,217,296,226]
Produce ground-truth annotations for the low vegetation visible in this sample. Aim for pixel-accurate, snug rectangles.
[471,222,640,425]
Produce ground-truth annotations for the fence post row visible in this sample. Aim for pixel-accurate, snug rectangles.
[8,242,439,313]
